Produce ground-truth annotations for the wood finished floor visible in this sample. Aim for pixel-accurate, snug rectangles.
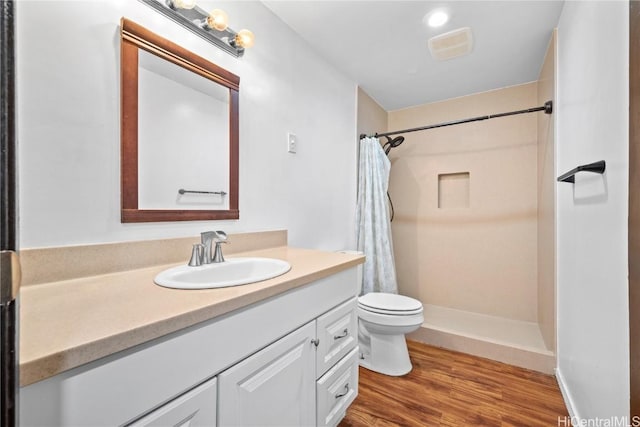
[339,340,568,427]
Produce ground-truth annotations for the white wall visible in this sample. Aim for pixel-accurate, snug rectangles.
[17,0,358,250]
[556,1,629,420]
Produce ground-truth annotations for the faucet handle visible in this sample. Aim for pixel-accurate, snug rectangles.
[213,230,228,242]
[212,240,227,263]
[188,244,204,267]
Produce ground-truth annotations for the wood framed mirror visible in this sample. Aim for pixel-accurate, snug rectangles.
[120,18,239,223]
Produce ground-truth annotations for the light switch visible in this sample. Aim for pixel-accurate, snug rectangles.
[287,133,297,154]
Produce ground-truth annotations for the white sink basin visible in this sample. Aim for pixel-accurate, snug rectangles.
[154,257,292,290]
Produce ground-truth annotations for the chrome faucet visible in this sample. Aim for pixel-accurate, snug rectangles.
[197,230,228,265]
[200,231,216,264]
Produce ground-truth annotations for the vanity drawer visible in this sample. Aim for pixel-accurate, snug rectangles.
[316,347,359,427]
[316,297,358,377]
[128,377,217,427]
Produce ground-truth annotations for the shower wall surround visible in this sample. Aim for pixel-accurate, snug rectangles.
[357,88,388,138]
[388,83,539,322]
[17,1,357,250]
[536,30,557,352]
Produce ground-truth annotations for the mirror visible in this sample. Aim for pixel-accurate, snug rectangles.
[120,18,239,222]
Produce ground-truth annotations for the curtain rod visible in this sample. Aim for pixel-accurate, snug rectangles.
[360,100,553,140]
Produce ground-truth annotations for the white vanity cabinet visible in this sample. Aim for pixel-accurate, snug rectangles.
[316,347,359,427]
[315,298,358,377]
[20,267,360,427]
[315,297,360,427]
[129,377,217,427]
[217,298,359,427]
[218,322,317,426]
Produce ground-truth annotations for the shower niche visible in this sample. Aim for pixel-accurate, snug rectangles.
[437,172,470,209]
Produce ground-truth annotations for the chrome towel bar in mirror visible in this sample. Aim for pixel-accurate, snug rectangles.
[178,189,227,196]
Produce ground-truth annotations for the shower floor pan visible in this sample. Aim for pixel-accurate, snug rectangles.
[408,304,555,374]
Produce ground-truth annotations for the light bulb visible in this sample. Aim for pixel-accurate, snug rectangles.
[172,0,196,9]
[234,29,255,49]
[206,9,228,31]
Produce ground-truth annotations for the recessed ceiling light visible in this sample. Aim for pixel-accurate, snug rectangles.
[425,10,449,28]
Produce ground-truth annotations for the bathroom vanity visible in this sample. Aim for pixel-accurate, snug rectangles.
[18,240,363,426]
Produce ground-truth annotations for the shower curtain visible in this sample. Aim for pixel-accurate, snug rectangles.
[356,137,398,295]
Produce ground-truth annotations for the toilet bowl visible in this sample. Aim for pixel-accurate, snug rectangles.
[357,292,424,376]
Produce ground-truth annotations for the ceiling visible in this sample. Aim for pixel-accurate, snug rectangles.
[263,1,565,111]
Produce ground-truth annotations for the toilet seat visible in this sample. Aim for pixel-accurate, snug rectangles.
[358,293,423,316]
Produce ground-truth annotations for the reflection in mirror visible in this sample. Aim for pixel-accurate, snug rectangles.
[120,18,239,222]
[138,50,230,210]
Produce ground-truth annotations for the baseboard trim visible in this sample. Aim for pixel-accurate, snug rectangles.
[555,366,580,422]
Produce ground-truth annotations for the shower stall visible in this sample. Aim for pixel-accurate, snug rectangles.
[357,32,557,374]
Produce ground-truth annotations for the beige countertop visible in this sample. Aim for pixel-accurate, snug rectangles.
[19,246,364,387]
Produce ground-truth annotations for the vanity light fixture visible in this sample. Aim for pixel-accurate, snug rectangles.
[139,0,255,57]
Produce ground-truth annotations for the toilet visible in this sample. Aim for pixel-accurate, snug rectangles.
[357,292,424,376]
[339,249,424,376]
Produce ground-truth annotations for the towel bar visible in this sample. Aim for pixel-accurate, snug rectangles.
[557,160,606,183]
[178,189,227,196]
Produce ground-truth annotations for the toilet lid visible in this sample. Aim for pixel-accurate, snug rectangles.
[358,292,423,314]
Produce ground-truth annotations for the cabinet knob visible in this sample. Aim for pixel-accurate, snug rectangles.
[335,383,349,399]
[333,329,348,340]
[311,338,320,347]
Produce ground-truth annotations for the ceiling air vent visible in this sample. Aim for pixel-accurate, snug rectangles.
[428,27,473,61]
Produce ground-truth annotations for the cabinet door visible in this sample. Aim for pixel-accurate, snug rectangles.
[316,347,359,427]
[128,377,217,427]
[218,322,316,427]
[316,297,357,377]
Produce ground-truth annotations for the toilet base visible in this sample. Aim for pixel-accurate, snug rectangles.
[359,332,412,376]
